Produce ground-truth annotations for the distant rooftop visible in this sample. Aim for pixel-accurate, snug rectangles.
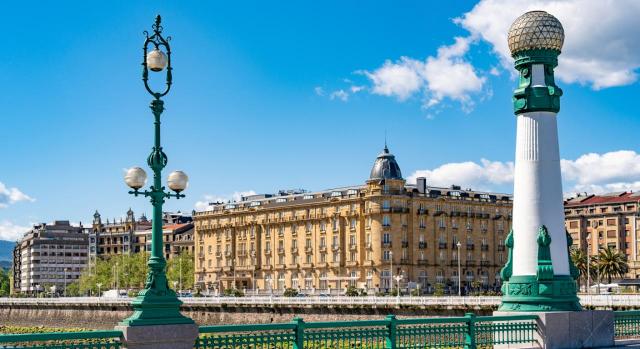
[565,191,640,207]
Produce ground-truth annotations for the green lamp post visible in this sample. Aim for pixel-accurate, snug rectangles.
[120,15,194,326]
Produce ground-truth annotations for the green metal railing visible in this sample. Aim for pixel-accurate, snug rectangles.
[196,313,539,349]
[0,330,122,349]
[615,310,640,339]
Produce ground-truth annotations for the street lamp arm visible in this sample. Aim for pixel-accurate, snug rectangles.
[129,188,185,200]
[142,15,172,99]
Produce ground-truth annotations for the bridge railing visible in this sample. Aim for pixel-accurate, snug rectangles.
[0,330,122,349]
[4,294,640,307]
[195,313,539,349]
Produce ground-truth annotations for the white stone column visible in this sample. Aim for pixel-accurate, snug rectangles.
[511,108,569,277]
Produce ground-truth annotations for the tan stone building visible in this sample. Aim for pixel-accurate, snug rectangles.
[193,147,513,294]
[89,210,194,267]
[565,192,640,278]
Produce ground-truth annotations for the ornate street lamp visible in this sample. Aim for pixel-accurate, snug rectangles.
[120,15,193,326]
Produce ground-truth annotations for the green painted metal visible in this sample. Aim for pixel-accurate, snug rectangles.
[536,226,554,280]
[500,225,581,312]
[512,48,562,115]
[499,229,514,283]
[385,314,396,349]
[0,330,122,349]
[195,314,539,349]
[120,15,193,327]
[615,311,640,339]
[499,274,581,311]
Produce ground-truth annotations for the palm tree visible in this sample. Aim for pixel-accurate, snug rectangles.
[570,248,588,290]
[597,247,628,284]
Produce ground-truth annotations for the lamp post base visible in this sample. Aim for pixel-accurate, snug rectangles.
[119,291,194,326]
[499,275,581,312]
[115,323,199,349]
[492,310,614,349]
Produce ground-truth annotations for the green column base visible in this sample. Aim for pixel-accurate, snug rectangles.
[120,289,194,326]
[499,275,581,312]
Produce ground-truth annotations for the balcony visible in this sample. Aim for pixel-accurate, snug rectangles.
[346,261,358,267]
[481,244,489,251]
[224,250,232,257]
[319,246,326,253]
[466,244,474,250]
[400,258,410,264]
[418,242,427,249]
[466,260,476,267]
[198,252,205,259]
[331,244,340,252]
[401,241,409,248]
[264,249,272,255]
[363,260,374,266]
[480,260,491,267]
[417,208,428,215]
[438,242,447,249]
[365,242,372,249]
[497,245,505,251]
[349,244,357,251]
[275,264,286,270]
[277,248,285,255]
[301,263,313,269]
[417,259,428,265]
[305,246,313,254]
[450,260,459,267]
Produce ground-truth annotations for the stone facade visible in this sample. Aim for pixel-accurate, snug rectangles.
[89,210,194,269]
[564,192,640,278]
[12,221,89,294]
[193,147,512,295]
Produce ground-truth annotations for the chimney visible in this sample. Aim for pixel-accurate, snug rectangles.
[417,177,427,194]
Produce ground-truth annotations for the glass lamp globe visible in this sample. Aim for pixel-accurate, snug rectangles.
[125,167,147,190]
[168,170,188,192]
[146,48,168,72]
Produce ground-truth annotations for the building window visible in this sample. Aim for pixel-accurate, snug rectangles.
[383,250,391,260]
[383,216,391,227]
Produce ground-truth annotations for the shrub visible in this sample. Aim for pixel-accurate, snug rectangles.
[345,286,359,297]
[283,288,299,297]
[223,288,244,297]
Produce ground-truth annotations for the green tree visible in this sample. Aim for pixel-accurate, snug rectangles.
[570,248,588,289]
[283,288,299,297]
[344,286,359,297]
[78,253,149,295]
[167,251,193,291]
[65,282,80,296]
[597,247,628,284]
[0,269,10,296]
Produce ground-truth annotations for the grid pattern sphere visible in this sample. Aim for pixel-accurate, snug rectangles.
[508,11,564,55]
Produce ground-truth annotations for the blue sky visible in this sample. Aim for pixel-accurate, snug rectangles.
[1,0,639,240]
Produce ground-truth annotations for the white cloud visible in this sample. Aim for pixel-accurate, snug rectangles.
[561,150,640,193]
[456,0,640,89]
[194,190,257,211]
[0,220,31,241]
[363,37,486,111]
[0,182,34,208]
[408,150,640,195]
[329,89,349,102]
[408,159,514,191]
[314,86,325,96]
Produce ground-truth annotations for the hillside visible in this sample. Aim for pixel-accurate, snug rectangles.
[0,240,15,263]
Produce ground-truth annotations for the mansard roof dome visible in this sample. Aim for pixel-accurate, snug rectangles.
[369,145,403,180]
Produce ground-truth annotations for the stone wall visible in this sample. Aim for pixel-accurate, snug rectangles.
[0,303,496,330]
